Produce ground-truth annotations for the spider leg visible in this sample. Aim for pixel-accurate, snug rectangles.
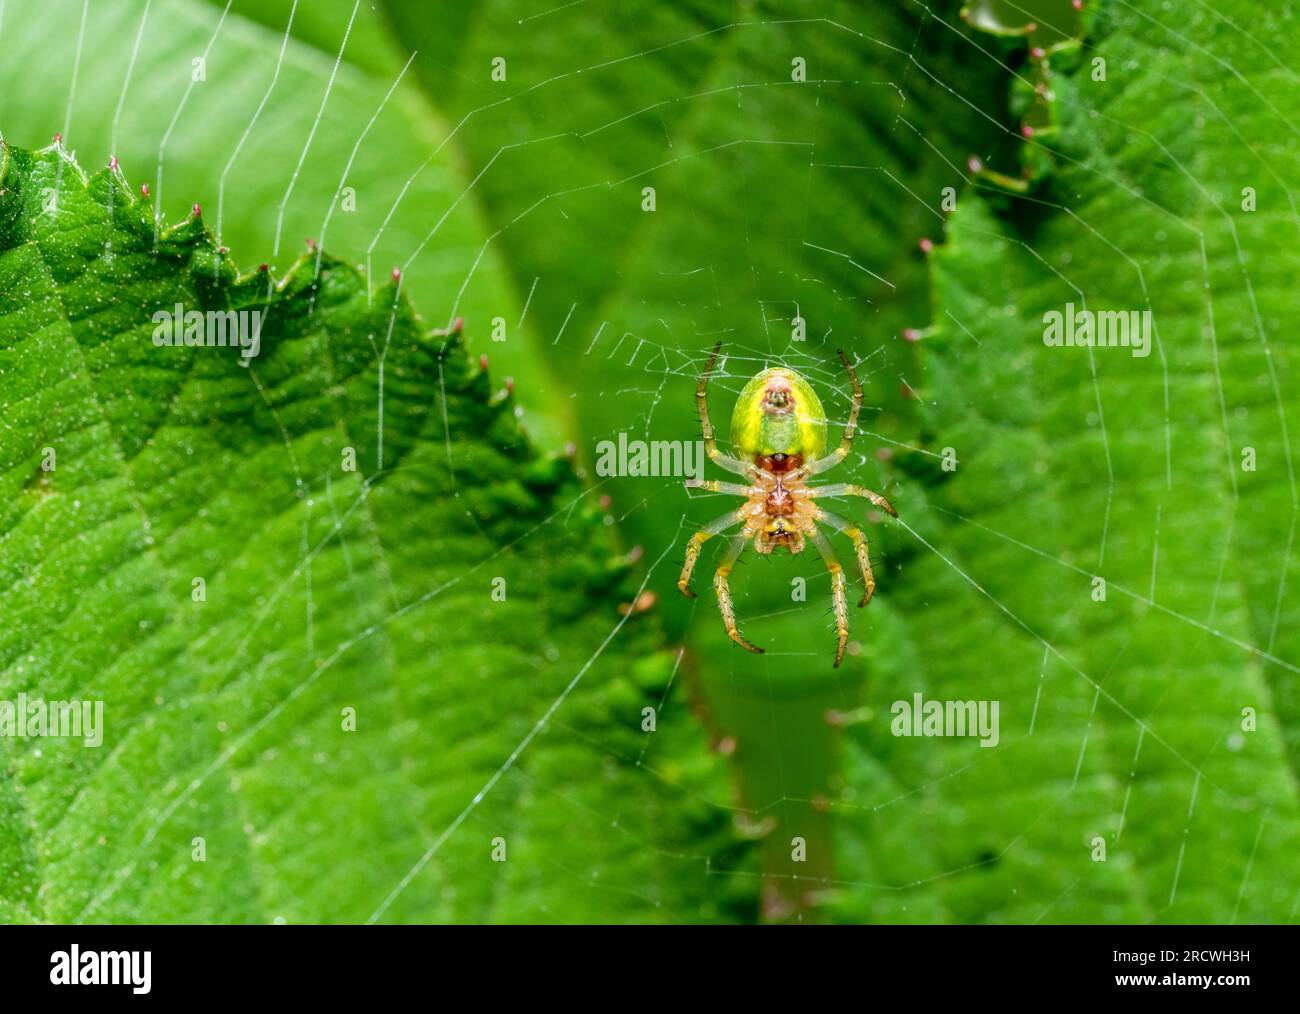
[695,342,756,478]
[807,482,898,518]
[678,509,743,599]
[686,478,755,496]
[817,508,877,607]
[801,349,863,477]
[713,532,763,655]
[808,528,850,667]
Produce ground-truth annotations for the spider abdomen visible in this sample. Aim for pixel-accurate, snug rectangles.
[730,367,828,464]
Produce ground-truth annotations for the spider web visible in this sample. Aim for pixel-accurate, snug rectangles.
[1,0,1298,925]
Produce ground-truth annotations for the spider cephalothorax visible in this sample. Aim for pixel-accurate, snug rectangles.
[679,343,897,667]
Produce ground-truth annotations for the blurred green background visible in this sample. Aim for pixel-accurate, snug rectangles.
[1,0,1298,923]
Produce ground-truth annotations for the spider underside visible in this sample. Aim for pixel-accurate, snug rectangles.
[677,343,897,668]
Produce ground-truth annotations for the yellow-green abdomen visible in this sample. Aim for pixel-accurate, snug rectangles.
[730,367,827,465]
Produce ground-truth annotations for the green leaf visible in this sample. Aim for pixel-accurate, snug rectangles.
[371,0,1028,920]
[0,0,567,444]
[0,142,746,923]
[824,3,1300,922]
[4,0,1297,927]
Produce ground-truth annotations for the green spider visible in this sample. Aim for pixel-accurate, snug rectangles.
[678,343,897,667]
